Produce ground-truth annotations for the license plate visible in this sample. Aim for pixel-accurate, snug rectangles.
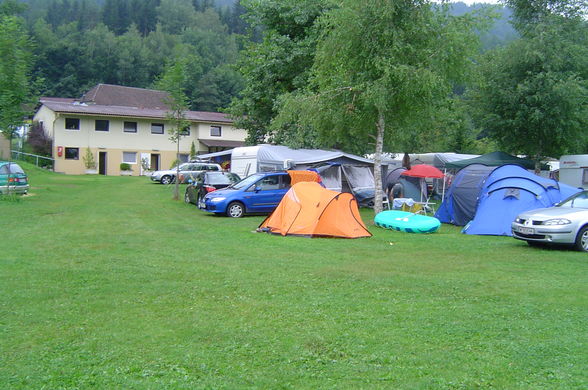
[518,226,534,234]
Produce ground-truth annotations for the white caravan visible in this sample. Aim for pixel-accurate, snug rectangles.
[559,154,588,189]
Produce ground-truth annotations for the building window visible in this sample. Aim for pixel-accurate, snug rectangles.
[151,123,164,134]
[124,121,137,133]
[179,154,189,163]
[122,152,137,164]
[95,120,109,132]
[210,126,221,137]
[64,147,79,160]
[65,118,80,130]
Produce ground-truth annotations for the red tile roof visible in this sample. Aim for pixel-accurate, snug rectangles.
[81,84,170,109]
[39,84,234,124]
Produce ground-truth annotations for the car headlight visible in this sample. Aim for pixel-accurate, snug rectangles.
[210,197,226,202]
[514,217,523,224]
[543,218,571,225]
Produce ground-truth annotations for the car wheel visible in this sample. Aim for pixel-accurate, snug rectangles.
[574,225,588,252]
[161,175,173,185]
[227,201,245,218]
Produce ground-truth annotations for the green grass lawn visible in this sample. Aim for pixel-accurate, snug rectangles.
[1,163,586,389]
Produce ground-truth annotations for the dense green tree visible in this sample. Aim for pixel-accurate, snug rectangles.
[272,0,482,213]
[0,0,27,16]
[116,25,152,86]
[192,0,214,12]
[131,0,160,35]
[102,0,132,35]
[470,15,588,171]
[228,0,332,144]
[0,14,34,161]
[192,64,243,111]
[505,0,587,27]
[156,0,197,34]
[82,24,119,84]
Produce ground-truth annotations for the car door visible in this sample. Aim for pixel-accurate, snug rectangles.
[243,174,286,213]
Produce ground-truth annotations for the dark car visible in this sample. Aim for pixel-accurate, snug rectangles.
[201,171,292,217]
[184,171,241,207]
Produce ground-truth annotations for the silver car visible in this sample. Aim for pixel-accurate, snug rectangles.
[150,162,221,184]
[512,190,588,251]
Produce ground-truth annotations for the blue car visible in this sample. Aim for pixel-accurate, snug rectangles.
[200,171,292,217]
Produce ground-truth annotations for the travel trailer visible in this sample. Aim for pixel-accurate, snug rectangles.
[559,155,588,189]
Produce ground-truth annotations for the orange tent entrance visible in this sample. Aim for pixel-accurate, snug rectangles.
[258,182,372,238]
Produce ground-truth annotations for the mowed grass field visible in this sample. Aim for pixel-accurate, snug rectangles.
[1,163,586,389]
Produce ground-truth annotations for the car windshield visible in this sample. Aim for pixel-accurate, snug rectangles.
[231,173,265,190]
[205,172,239,185]
[559,191,588,208]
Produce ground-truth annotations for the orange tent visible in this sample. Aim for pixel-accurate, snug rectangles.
[287,169,321,185]
[258,182,372,238]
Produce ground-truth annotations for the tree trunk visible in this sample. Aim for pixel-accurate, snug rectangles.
[373,112,385,215]
[402,152,411,169]
[534,154,541,175]
[173,140,180,200]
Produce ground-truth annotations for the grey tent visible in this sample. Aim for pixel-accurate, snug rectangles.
[315,164,377,207]
[382,167,425,201]
[230,144,373,178]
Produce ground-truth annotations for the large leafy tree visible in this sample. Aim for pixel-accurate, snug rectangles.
[227,0,333,145]
[0,13,34,146]
[273,0,482,213]
[470,13,588,171]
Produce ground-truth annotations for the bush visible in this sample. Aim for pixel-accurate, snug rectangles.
[120,163,131,171]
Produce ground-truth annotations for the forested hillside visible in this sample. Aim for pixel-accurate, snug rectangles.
[12,0,514,112]
[16,0,246,111]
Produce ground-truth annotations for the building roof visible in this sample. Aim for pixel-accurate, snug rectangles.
[39,84,234,124]
[81,84,170,109]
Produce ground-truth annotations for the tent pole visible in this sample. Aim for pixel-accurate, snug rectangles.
[442,168,446,202]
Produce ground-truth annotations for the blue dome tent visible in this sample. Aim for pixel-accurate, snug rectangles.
[436,164,581,236]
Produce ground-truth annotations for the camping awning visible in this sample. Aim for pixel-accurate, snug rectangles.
[200,139,246,148]
[255,144,373,166]
[444,151,535,170]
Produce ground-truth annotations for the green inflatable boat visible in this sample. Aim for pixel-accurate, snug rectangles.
[374,210,440,234]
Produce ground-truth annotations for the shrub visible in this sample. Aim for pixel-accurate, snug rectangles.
[120,163,131,171]
[83,148,96,169]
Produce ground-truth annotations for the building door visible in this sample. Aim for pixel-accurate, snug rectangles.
[150,154,160,171]
[140,153,151,176]
[98,152,107,175]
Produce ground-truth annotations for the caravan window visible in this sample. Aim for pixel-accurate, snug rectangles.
[583,169,588,186]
